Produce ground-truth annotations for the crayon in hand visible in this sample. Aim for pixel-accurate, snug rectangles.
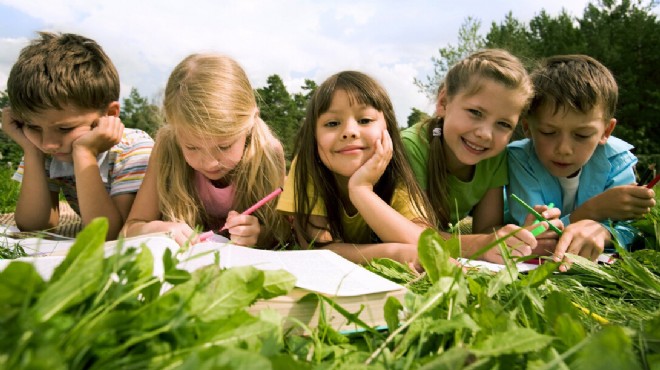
[511,194,563,236]
[198,187,284,242]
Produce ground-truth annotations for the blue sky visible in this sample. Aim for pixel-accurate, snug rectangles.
[0,0,626,125]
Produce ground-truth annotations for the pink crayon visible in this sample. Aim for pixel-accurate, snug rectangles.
[198,187,284,241]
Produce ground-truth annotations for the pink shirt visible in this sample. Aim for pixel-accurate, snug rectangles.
[194,171,235,230]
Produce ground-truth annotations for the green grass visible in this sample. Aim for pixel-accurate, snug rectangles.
[0,165,19,213]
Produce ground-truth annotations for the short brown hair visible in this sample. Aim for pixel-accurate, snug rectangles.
[528,54,618,120]
[7,31,120,120]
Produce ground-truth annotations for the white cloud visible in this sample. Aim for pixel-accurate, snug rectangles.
[0,0,621,125]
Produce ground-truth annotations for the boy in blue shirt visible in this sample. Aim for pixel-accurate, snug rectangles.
[506,55,655,267]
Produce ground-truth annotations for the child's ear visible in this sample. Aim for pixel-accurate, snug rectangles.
[435,88,448,117]
[105,101,121,117]
[599,118,617,145]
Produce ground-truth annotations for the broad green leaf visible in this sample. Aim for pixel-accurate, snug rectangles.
[419,346,470,370]
[418,228,455,282]
[164,268,192,284]
[177,346,272,370]
[0,261,45,306]
[472,328,554,356]
[259,269,296,299]
[427,313,480,335]
[49,217,107,283]
[31,218,107,322]
[384,295,403,333]
[553,314,586,348]
[544,291,580,327]
[134,244,154,280]
[486,266,517,297]
[520,261,559,288]
[571,326,640,370]
[198,310,279,348]
[188,265,264,321]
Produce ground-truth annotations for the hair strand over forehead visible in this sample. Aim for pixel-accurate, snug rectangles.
[8,32,120,119]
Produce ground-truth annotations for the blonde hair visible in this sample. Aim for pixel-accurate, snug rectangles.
[156,53,290,247]
[7,31,119,120]
[424,49,533,228]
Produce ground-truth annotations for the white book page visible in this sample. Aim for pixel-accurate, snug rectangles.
[458,258,539,273]
[219,245,404,296]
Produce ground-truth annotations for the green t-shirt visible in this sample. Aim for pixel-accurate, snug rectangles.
[401,122,509,224]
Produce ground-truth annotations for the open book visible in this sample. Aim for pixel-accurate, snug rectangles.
[178,238,407,333]
[0,232,407,333]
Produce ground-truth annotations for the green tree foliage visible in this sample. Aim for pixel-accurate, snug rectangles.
[414,16,485,101]
[418,0,659,155]
[406,107,430,128]
[256,75,315,160]
[119,87,163,138]
[0,90,23,168]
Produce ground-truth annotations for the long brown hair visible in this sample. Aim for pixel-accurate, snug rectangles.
[292,71,436,244]
[425,49,533,228]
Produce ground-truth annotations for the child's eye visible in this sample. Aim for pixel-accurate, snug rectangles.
[358,118,374,125]
[25,124,41,131]
[497,121,513,130]
[574,133,593,140]
[324,120,340,128]
[539,130,555,136]
[217,145,231,151]
[185,146,198,151]
[59,127,74,132]
[468,109,482,118]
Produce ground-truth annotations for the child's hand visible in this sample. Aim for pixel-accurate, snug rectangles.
[481,224,536,264]
[553,219,609,271]
[349,129,393,190]
[158,221,197,246]
[1,107,38,152]
[72,115,124,158]
[224,210,260,247]
[583,185,655,220]
[523,205,563,255]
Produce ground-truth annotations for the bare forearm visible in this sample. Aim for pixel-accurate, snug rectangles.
[349,187,424,244]
[321,242,417,266]
[14,150,58,230]
[73,152,124,239]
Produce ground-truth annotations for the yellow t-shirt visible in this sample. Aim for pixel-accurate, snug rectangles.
[277,159,426,244]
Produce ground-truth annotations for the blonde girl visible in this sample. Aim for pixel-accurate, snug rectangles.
[402,49,551,263]
[123,54,290,247]
[277,71,437,268]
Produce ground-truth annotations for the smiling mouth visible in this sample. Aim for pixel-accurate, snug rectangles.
[337,146,364,154]
[462,138,487,152]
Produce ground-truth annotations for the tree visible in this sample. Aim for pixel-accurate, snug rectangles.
[414,16,485,101]
[486,12,535,65]
[406,108,430,128]
[256,75,309,160]
[120,88,163,138]
[0,89,23,168]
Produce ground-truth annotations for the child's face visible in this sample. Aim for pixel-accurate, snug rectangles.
[177,129,246,181]
[441,79,527,171]
[315,89,387,178]
[22,106,102,163]
[525,104,615,178]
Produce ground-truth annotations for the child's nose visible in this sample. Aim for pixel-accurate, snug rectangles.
[41,132,61,151]
[556,137,573,155]
[474,125,492,141]
[341,120,359,139]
